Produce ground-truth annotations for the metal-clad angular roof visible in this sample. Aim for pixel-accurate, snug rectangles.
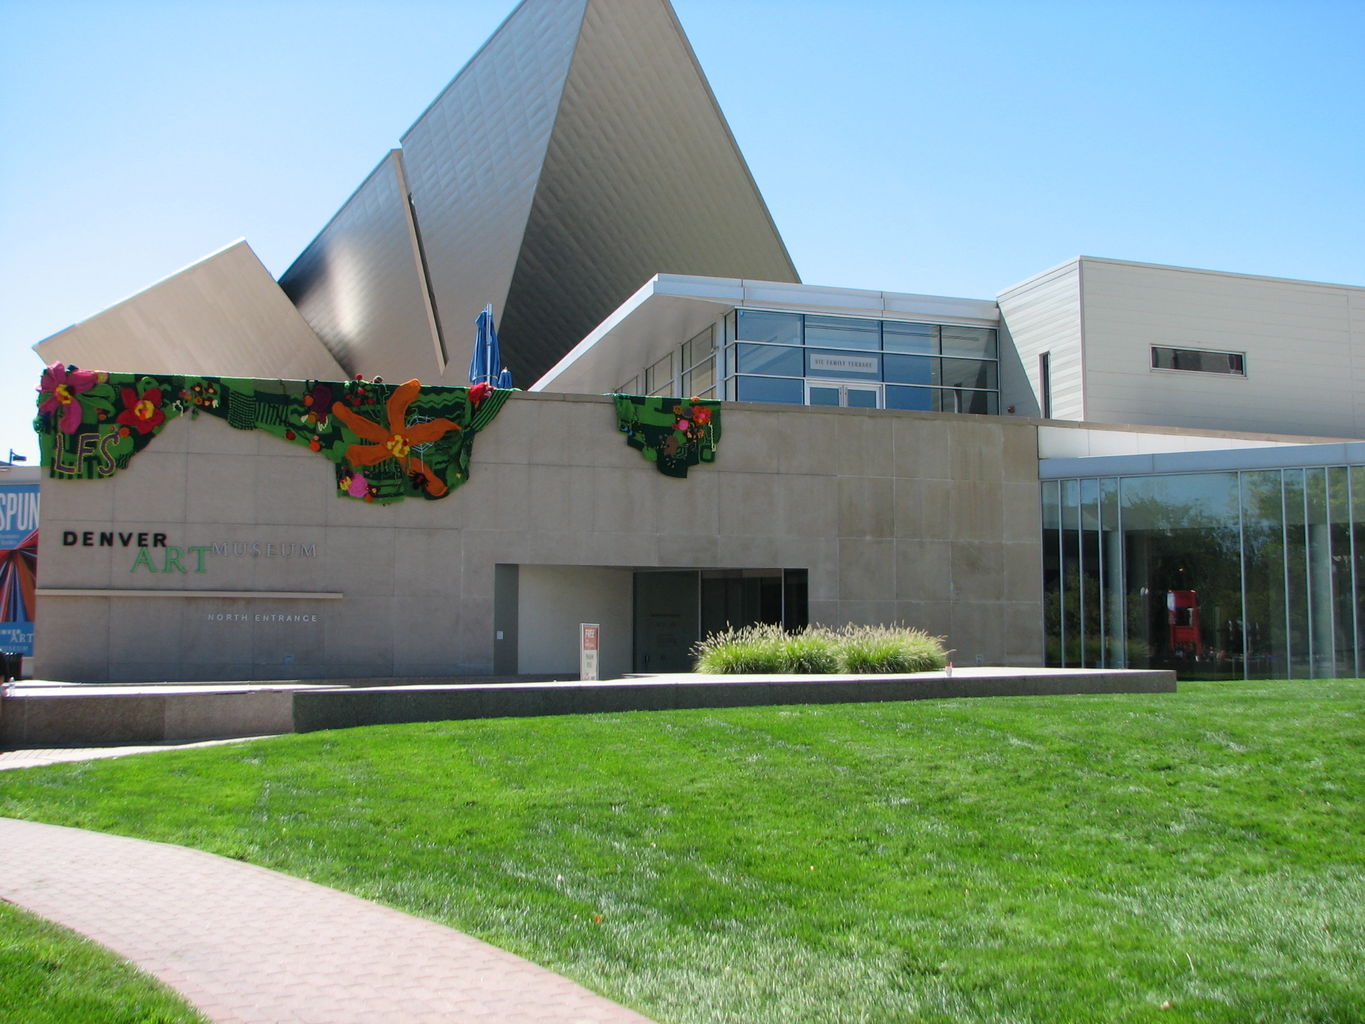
[36,242,345,382]
[279,0,797,386]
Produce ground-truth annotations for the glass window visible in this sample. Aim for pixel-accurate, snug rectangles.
[940,325,997,359]
[886,385,933,411]
[1151,346,1246,375]
[805,315,878,351]
[683,362,715,398]
[1119,472,1243,679]
[1353,466,1365,675]
[1284,469,1310,677]
[736,309,801,345]
[736,343,803,376]
[1240,470,1287,678]
[806,349,880,379]
[946,390,998,415]
[883,321,936,355]
[646,353,672,396]
[616,375,639,395]
[940,358,998,391]
[736,375,804,404]
[845,387,879,409]
[683,325,715,370]
[884,353,935,386]
[809,384,841,407]
[1042,480,1062,666]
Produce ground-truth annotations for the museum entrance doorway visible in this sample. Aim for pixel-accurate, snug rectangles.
[631,568,808,673]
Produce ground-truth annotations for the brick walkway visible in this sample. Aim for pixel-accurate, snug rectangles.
[0,818,656,1024]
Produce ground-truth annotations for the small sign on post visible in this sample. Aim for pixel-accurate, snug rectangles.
[579,622,600,681]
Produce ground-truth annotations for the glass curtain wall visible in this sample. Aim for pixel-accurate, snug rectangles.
[721,309,999,414]
[1043,467,1365,679]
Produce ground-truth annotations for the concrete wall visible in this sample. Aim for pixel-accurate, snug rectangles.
[516,565,633,678]
[33,392,1045,682]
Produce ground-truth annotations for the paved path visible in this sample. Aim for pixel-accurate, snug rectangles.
[0,737,261,771]
[0,817,656,1024]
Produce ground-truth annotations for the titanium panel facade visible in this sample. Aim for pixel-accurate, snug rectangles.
[397,0,587,384]
[36,242,345,382]
[497,0,800,382]
[279,0,798,388]
[280,152,441,381]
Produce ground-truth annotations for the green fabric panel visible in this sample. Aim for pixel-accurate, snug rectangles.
[613,395,722,479]
[35,363,513,505]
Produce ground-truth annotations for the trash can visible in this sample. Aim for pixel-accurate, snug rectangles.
[1,651,21,682]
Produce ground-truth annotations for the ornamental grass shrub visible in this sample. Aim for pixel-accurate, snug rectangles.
[691,623,790,674]
[834,624,948,673]
[692,623,948,674]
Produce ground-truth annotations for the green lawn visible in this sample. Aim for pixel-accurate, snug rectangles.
[2,679,1362,1024]
[0,900,206,1024]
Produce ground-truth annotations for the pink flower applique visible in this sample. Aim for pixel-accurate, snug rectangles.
[38,362,98,434]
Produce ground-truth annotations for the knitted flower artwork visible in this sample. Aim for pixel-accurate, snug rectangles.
[37,362,99,434]
[36,367,513,504]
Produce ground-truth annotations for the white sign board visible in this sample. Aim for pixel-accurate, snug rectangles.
[580,622,600,681]
[808,353,879,375]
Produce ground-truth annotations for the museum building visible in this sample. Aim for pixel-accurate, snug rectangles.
[26,0,1365,683]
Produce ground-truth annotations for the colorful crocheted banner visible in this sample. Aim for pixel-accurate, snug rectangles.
[614,395,721,478]
[36,364,512,504]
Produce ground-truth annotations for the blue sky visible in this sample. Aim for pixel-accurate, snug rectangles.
[1,0,1362,459]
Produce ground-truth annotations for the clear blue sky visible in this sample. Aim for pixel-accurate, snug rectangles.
[1,0,1362,460]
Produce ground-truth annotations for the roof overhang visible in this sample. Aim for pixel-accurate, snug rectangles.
[533,273,999,394]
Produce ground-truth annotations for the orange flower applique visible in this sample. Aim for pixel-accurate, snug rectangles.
[330,379,461,496]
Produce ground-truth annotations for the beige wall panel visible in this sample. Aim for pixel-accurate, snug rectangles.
[997,260,1085,421]
[34,394,1046,681]
[1078,259,1365,438]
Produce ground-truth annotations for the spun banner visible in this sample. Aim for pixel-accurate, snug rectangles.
[0,482,39,655]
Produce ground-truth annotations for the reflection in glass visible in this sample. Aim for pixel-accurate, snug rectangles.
[940,325,998,359]
[886,386,933,412]
[1100,478,1122,667]
[1080,478,1102,666]
[736,343,803,376]
[1328,467,1355,676]
[1123,473,1242,679]
[884,354,935,386]
[735,376,803,404]
[1355,468,1365,674]
[1047,464,1365,680]
[1241,470,1288,678]
[646,353,672,396]
[1285,469,1309,677]
[805,315,878,350]
[1060,480,1081,666]
[683,362,715,397]
[940,358,998,391]
[1042,481,1061,666]
[846,387,878,409]
[883,322,936,354]
[735,310,801,344]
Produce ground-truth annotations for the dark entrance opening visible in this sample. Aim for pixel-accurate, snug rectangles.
[632,568,808,673]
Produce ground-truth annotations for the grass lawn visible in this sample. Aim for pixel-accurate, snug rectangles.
[1,679,1361,1024]
[0,900,207,1024]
